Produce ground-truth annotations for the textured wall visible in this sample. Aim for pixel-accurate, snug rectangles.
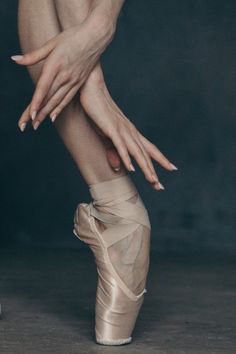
[1,0,235,255]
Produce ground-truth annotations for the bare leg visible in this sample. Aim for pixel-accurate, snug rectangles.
[17,0,126,185]
[18,2,151,344]
[55,5,151,342]
[54,0,151,336]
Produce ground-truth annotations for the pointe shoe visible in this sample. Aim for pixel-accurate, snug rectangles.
[73,175,151,345]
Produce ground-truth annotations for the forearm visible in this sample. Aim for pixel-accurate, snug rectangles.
[84,0,125,46]
[90,0,125,26]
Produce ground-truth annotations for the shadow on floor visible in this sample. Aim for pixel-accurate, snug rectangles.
[0,248,235,354]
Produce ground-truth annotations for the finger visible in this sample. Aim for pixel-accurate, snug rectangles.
[49,84,80,122]
[29,60,60,120]
[139,133,178,171]
[32,83,74,129]
[135,139,164,190]
[136,139,158,181]
[18,105,31,132]
[41,70,74,106]
[111,134,135,172]
[126,137,156,183]
[98,133,121,171]
[106,147,122,171]
[87,122,122,172]
[11,38,55,66]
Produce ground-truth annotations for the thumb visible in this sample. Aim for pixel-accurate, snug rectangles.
[106,147,122,172]
[11,38,55,65]
[87,121,122,171]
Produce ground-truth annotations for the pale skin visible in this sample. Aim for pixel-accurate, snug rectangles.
[15,0,178,189]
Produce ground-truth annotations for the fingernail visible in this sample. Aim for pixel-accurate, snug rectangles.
[129,163,135,172]
[31,110,37,121]
[170,163,178,170]
[33,121,40,130]
[158,182,165,190]
[11,55,24,61]
[19,123,26,132]
[51,114,57,122]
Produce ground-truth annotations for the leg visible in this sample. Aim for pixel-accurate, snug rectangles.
[54,0,151,345]
[18,0,126,185]
[18,0,151,345]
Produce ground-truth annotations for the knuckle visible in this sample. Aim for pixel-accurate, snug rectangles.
[57,58,66,68]
[133,149,142,160]
[140,158,149,169]
[53,61,62,72]
[61,70,70,82]
[106,126,114,138]
[108,125,119,138]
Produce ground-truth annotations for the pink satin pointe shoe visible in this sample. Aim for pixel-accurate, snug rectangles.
[73,175,151,345]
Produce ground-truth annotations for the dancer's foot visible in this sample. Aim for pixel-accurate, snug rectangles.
[73,175,151,345]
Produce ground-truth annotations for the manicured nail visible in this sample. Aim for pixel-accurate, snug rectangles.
[11,55,24,61]
[51,114,57,122]
[33,121,40,130]
[129,163,135,172]
[31,110,37,121]
[170,163,178,170]
[158,182,165,190]
[19,123,26,132]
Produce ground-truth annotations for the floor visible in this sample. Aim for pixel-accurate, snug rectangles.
[0,248,235,354]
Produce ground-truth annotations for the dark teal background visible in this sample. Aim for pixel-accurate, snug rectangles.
[1,0,235,255]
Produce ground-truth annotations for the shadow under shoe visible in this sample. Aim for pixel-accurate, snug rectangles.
[73,175,151,345]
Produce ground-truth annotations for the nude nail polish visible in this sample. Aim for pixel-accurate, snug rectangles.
[51,114,57,122]
[129,163,135,172]
[158,182,165,190]
[19,123,26,132]
[11,55,23,61]
[170,163,178,170]
[31,110,37,121]
[33,121,40,130]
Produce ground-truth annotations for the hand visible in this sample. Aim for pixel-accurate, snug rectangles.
[79,65,178,189]
[12,16,114,129]
[18,63,177,189]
